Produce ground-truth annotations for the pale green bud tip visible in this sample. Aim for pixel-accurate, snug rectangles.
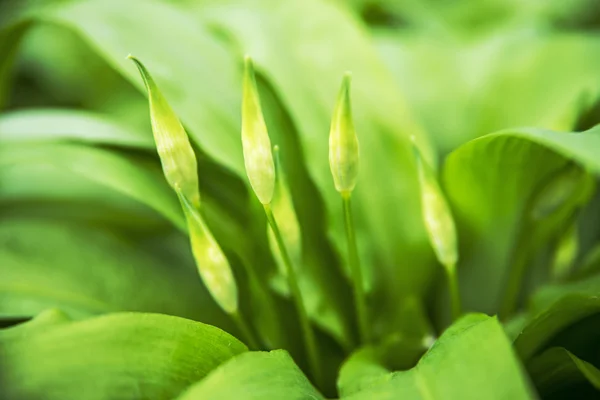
[329,72,359,193]
[178,192,238,314]
[128,55,201,208]
[242,56,275,205]
[413,144,458,268]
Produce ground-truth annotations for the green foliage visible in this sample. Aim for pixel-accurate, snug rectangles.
[2,0,600,399]
[0,310,246,399]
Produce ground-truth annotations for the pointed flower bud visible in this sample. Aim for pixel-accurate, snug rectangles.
[241,56,275,205]
[178,192,238,314]
[128,55,200,207]
[329,72,359,194]
[413,140,458,269]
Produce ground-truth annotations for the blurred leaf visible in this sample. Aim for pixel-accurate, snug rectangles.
[0,19,33,108]
[33,0,245,175]
[514,272,600,360]
[442,127,599,317]
[0,311,246,399]
[337,335,426,397]
[0,164,168,229]
[0,217,230,329]
[177,350,323,400]
[0,109,153,148]
[0,142,185,230]
[343,314,533,399]
[376,31,600,154]
[528,347,600,397]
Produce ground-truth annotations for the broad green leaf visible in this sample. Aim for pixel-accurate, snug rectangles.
[0,309,72,340]
[177,350,324,400]
[344,314,533,399]
[0,142,185,230]
[514,272,600,360]
[0,217,230,329]
[29,0,245,176]
[0,109,153,149]
[337,335,426,397]
[0,20,33,108]
[442,127,598,316]
[0,164,168,230]
[376,30,600,154]
[528,347,600,397]
[337,297,434,396]
[0,311,246,399]
[129,55,201,207]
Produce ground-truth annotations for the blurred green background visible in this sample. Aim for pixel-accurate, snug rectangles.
[2,1,600,395]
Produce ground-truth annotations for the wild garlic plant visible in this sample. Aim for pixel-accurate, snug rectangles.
[128,54,467,390]
[4,1,600,399]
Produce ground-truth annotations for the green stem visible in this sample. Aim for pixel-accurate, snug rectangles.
[445,265,461,321]
[341,192,369,343]
[231,310,260,350]
[264,203,322,388]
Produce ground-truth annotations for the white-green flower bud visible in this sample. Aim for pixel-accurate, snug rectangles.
[241,56,275,205]
[329,72,359,194]
[413,141,458,270]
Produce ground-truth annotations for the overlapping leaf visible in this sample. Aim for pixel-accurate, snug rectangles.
[177,350,324,400]
[442,126,600,317]
[0,217,231,329]
[0,311,246,399]
[341,314,533,399]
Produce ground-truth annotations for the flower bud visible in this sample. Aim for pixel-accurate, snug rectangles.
[413,142,458,269]
[241,56,275,204]
[329,73,359,194]
[128,55,200,207]
[178,192,238,314]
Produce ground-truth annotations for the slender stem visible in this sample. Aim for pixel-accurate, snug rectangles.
[341,192,369,343]
[231,310,260,350]
[264,203,322,388]
[445,265,461,321]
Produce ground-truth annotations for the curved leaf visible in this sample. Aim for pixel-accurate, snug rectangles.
[376,31,600,154]
[528,347,600,396]
[514,272,600,360]
[442,126,599,316]
[0,109,154,148]
[0,311,246,399]
[0,217,229,328]
[0,142,185,230]
[177,350,323,400]
[345,314,533,400]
